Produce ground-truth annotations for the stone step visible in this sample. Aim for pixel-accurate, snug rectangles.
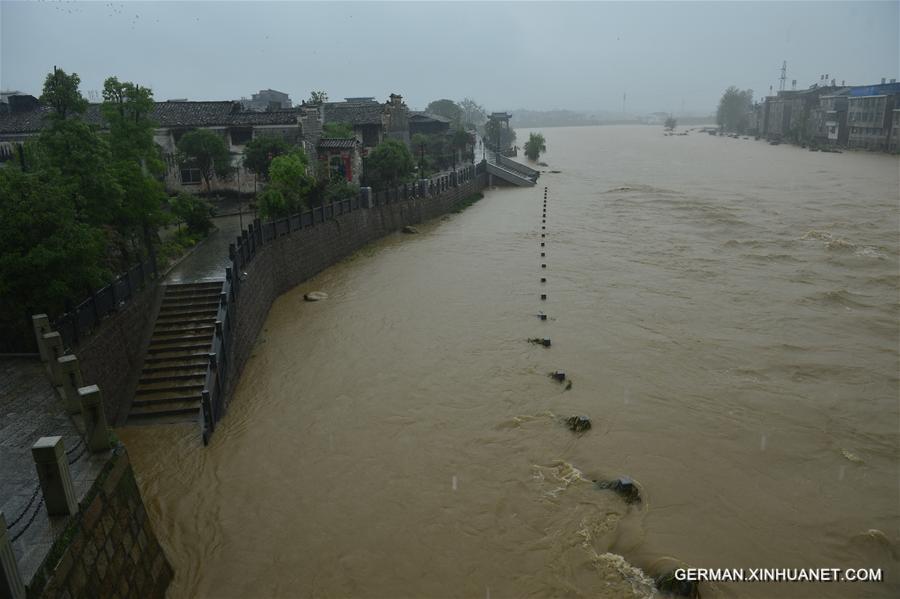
[145,342,213,356]
[166,281,223,292]
[128,397,200,419]
[159,300,220,312]
[153,318,217,333]
[149,331,214,346]
[136,379,204,395]
[154,309,219,323]
[161,292,222,305]
[151,325,215,342]
[138,370,207,385]
[140,358,209,373]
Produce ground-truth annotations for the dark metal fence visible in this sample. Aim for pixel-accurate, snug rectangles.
[199,163,482,444]
[52,257,158,350]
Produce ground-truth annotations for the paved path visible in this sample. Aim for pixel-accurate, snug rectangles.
[0,357,108,583]
[165,214,245,284]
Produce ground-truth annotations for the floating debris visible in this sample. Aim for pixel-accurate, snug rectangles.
[304,291,328,301]
[841,448,864,464]
[528,337,552,347]
[401,225,419,234]
[655,570,700,598]
[564,380,572,391]
[550,370,566,382]
[595,476,642,504]
[565,415,591,432]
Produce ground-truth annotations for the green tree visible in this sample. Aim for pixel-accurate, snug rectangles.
[366,138,415,190]
[0,166,108,347]
[322,121,355,138]
[524,132,547,161]
[40,67,88,119]
[101,76,168,261]
[257,150,315,219]
[177,129,234,192]
[309,90,328,104]
[717,87,753,133]
[664,116,677,131]
[426,99,463,126]
[459,97,486,129]
[168,193,213,234]
[243,135,293,180]
[483,119,516,151]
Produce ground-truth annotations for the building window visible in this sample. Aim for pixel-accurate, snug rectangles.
[180,167,202,185]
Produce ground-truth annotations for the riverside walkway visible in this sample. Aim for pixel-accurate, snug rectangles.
[0,357,108,582]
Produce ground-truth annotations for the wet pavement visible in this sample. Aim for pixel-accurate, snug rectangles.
[165,214,247,284]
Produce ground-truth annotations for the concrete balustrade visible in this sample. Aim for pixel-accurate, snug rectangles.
[31,436,77,517]
[77,385,110,453]
[0,511,25,599]
[31,314,51,363]
[41,332,65,386]
[57,355,84,415]
[360,186,373,209]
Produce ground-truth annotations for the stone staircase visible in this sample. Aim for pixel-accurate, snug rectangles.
[127,281,223,424]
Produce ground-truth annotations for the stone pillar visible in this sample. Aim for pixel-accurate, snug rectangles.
[31,314,51,363]
[78,385,110,453]
[57,355,84,415]
[31,437,77,517]
[42,332,65,386]
[360,187,373,209]
[0,511,25,599]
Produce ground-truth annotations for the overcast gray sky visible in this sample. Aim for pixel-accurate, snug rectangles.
[2,1,898,114]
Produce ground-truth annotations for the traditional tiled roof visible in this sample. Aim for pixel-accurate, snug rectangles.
[409,111,452,124]
[227,110,300,126]
[323,101,383,126]
[0,100,301,135]
[317,138,359,149]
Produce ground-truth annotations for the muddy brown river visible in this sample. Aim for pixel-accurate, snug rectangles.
[120,125,899,598]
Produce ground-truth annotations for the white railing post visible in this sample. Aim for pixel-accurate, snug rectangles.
[31,436,77,516]
[0,511,26,599]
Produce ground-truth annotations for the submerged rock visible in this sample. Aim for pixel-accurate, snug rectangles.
[595,476,642,504]
[566,416,591,432]
[304,291,329,302]
[402,225,419,234]
[655,571,701,598]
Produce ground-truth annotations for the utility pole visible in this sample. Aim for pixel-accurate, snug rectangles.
[779,61,787,92]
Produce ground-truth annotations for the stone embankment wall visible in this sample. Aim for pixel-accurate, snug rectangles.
[224,174,487,403]
[27,446,173,599]
[74,283,164,425]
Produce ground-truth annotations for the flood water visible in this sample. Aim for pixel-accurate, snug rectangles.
[120,125,900,598]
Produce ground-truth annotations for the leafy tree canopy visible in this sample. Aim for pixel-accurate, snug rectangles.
[524,132,547,161]
[309,90,328,104]
[717,87,753,133]
[426,99,463,126]
[177,129,234,191]
[664,116,677,131]
[459,98,486,129]
[258,150,315,219]
[483,118,517,151]
[243,135,294,179]
[40,67,88,119]
[366,138,415,190]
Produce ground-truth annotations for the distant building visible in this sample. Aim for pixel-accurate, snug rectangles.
[818,92,850,146]
[409,111,452,136]
[241,89,292,112]
[316,138,361,184]
[321,93,410,149]
[890,109,900,153]
[846,82,900,150]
